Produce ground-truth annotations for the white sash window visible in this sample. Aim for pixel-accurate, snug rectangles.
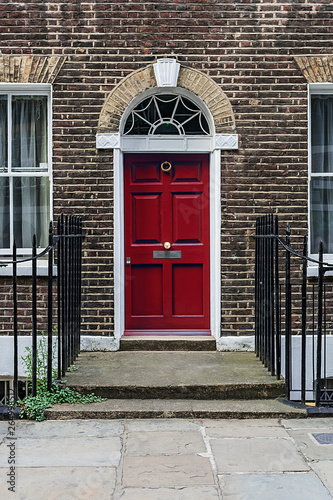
[0,85,51,255]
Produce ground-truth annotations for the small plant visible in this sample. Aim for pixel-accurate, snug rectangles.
[21,330,57,388]
[19,330,104,421]
[67,365,79,372]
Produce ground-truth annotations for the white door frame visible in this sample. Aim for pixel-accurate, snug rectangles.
[113,146,227,341]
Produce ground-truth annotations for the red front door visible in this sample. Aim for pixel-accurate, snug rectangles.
[124,153,210,334]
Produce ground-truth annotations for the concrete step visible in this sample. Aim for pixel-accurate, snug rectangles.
[68,381,285,400]
[45,398,307,420]
[120,335,217,351]
[64,351,285,401]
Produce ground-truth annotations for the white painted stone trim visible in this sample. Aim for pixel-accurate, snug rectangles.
[96,133,120,149]
[215,134,238,150]
[96,133,239,151]
[0,263,57,276]
[216,336,255,352]
[153,58,180,87]
[81,335,120,352]
[0,336,58,377]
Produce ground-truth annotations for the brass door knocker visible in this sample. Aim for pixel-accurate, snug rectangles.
[161,161,172,173]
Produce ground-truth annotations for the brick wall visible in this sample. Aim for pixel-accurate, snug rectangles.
[0,277,52,335]
[0,1,332,336]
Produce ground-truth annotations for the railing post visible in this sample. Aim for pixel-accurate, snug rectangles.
[285,223,291,400]
[258,216,264,361]
[62,214,68,376]
[274,215,281,380]
[47,221,54,392]
[269,214,275,375]
[301,235,307,403]
[68,215,73,366]
[255,218,259,357]
[13,241,18,403]
[78,217,83,354]
[74,216,80,359]
[316,241,324,407]
[70,215,75,364]
[56,215,63,381]
[257,216,261,358]
[32,234,37,397]
[264,215,268,367]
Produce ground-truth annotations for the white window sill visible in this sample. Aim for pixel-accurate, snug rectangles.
[0,263,57,276]
[307,266,333,277]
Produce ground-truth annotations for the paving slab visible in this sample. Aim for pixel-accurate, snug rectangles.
[0,436,122,467]
[219,472,331,500]
[125,430,206,456]
[282,417,333,430]
[1,418,332,499]
[0,422,9,441]
[123,455,214,488]
[0,467,117,500]
[125,419,201,432]
[14,419,124,438]
[119,486,220,499]
[203,419,288,438]
[312,461,333,495]
[210,437,309,473]
[287,428,333,460]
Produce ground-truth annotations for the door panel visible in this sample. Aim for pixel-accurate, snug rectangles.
[172,264,204,316]
[172,193,202,243]
[131,265,163,316]
[132,194,161,243]
[124,153,210,334]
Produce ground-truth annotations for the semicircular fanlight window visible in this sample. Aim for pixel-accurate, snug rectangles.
[123,94,210,136]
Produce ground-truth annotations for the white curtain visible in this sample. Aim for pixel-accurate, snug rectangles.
[12,97,48,248]
[311,96,333,253]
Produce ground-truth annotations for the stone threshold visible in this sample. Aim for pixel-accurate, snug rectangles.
[120,335,217,351]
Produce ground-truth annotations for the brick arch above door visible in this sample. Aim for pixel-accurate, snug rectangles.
[97,63,236,134]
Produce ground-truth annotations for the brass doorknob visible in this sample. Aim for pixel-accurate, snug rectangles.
[164,242,171,250]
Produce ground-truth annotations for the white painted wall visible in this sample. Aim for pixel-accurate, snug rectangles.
[280,335,333,401]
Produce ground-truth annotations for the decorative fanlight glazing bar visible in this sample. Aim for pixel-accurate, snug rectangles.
[123,94,210,136]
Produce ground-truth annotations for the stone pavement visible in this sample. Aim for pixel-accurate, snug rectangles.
[0,418,333,499]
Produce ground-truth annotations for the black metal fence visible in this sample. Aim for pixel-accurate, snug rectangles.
[254,214,333,407]
[0,214,83,403]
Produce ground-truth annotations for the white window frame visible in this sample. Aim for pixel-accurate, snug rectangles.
[308,83,333,274]
[0,83,53,260]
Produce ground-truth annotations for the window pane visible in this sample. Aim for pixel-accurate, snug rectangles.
[154,123,180,135]
[12,96,48,171]
[124,94,211,135]
[310,177,333,253]
[0,178,9,248]
[0,96,8,172]
[13,177,50,248]
[311,95,333,173]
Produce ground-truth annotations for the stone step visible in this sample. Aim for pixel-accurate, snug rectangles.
[64,351,285,400]
[68,381,285,400]
[120,335,217,351]
[45,398,307,420]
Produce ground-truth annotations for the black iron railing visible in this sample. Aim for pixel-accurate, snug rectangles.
[0,214,84,403]
[254,214,333,407]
